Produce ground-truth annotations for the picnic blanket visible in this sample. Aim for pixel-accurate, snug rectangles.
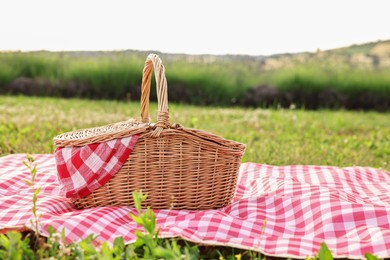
[1,154,389,259]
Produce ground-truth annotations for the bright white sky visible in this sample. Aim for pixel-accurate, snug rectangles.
[1,0,389,56]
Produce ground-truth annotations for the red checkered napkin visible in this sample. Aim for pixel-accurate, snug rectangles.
[54,135,139,199]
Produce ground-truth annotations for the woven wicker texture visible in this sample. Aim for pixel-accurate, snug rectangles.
[54,54,246,210]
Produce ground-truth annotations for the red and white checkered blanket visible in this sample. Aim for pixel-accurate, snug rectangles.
[1,154,389,259]
[55,136,139,199]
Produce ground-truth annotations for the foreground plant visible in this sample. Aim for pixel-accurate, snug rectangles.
[23,154,41,239]
[128,191,200,259]
[0,231,35,260]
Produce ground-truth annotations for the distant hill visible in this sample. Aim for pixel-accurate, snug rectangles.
[157,39,390,61]
[153,39,390,71]
[327,40,390,56]
[252,40,390,71]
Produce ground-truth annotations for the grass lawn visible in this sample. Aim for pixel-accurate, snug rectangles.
[0,95,389,171]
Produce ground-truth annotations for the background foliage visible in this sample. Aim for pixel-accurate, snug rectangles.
[1,40,390,110]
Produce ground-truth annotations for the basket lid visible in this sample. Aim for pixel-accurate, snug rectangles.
[54,119,150,147]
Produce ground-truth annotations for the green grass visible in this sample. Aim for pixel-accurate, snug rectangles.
[0,95,389,170]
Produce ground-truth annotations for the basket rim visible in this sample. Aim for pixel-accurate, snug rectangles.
[54,119,246,152]
[53,118,150,147]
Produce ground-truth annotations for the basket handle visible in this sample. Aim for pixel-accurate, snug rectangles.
[140,54,170,135]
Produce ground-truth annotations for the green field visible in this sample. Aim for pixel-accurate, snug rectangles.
[1,95,389,170]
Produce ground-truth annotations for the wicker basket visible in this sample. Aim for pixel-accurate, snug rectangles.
[54,54,246,210]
